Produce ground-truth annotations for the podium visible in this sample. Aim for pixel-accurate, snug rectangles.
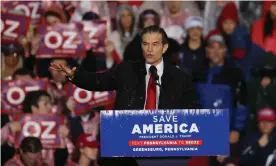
[100,109,229,157]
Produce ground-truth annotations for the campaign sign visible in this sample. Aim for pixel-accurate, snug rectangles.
[1,79,48,114]
[3,1,43,25]
[1,12,31,44]
[65,83,115,115]
[36,23,86,58]
[14,114,64,148]
[100,109,229,157]
[82,20,107,53]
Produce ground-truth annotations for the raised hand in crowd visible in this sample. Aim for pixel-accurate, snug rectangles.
[261,77,272,88]
[8,121,21,135]
[49,62,77,78]
[258,134,269,147]
[105,40,115,55]
[59,125,70,139]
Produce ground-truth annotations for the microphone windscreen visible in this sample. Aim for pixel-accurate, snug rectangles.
[149,65,159,80]
[149,66,157,74]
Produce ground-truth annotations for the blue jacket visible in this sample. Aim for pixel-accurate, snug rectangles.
[228,25,265,81]
[193,59,248,131]
[179,38,206,74]
[240,129,276,166]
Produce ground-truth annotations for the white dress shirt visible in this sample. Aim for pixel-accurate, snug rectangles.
[144,59,164,109]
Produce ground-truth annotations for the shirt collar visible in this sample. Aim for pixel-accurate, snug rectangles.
[145,58,164,75]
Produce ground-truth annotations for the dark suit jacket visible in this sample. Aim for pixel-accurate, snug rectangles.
[71,59,197,166]
[72,60,197,110]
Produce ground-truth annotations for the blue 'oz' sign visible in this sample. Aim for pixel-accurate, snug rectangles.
[100,109,229,157]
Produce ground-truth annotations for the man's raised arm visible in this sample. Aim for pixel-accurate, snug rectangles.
[49,62,119,91]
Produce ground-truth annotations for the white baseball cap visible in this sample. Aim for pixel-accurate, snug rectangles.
[184,16,203,31]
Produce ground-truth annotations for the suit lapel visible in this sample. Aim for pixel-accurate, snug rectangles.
[133,61,147,108]
[158,60,173,109]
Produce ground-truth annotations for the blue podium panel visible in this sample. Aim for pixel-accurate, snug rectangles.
[100,109,229,157]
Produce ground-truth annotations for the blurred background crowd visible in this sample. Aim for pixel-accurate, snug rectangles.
[1,1,276,166]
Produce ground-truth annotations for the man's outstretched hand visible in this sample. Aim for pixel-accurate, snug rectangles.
[49,62,77,78]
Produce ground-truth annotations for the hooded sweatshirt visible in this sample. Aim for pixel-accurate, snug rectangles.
[108,4,137,61]
[217,2,240,52]
[215,2,265,81]
[251,1,276,55]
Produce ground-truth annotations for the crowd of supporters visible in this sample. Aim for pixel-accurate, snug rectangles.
[1,1,276,166]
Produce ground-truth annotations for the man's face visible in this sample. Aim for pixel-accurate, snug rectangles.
[258,120,275,134]
[46,15,61,26]
[82,147,98,160]
[167,1,181,14]
[21,151,41,166]
[120,9,133,31]
[50,59,67,83]
[206,42,226,65]
[222,19,236,35]
[15,75,34,81]
[4,54,20,67]
[187,27,202,41]
[141,32,168,65]
[32,96,52,114]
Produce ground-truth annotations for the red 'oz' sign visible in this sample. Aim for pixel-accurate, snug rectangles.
[82,20,107,53]
[36,23,86,58]
[65,83,115,115]
[1,79,48,114]
[14,114,64,148]
[1,12,31,44]
[2,1,43,25]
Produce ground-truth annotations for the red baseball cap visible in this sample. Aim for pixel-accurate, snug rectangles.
[258,108,276,121]
[205,29,225,46]
[75,134,100,149]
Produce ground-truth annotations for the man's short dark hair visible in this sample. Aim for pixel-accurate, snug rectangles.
[141,25,168,45]
[20,137,42,153]
[13,68,35,79]
[23,90,51,113]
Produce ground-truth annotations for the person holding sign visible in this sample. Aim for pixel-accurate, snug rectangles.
[50,25,197,166]
[1,90,73,166]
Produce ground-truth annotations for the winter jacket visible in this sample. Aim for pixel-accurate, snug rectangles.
[214,2,265,81]
[240,129,276,166]
[179,38,205,74]
[229,25,265,81]
[247,52,276,131]
[192,58,248,132]
[251,1,276,55]
[108,4,137,60]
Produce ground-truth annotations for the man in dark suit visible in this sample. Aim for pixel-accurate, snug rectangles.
[50,25,197,166]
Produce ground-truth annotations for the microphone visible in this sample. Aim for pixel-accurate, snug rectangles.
[149,66,161,87]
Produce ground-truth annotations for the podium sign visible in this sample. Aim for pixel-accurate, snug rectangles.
[100,109,229,157]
